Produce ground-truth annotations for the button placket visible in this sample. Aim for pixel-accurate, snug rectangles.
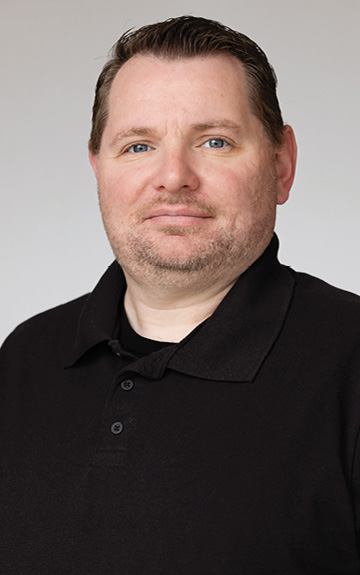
[92,373,139,466]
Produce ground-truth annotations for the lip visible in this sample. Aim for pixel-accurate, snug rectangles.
[144,205,213,220]
[142,205,213,227]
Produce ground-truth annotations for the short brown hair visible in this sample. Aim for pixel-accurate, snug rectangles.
[89,15,284,155]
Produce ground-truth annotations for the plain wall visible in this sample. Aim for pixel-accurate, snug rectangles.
[1,0,359,344]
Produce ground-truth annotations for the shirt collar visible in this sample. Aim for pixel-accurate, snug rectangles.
[66,235,296,381]
[66,262,126,366]
[168,235,295,381]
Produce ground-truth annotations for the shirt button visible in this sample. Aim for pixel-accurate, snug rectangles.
[110,421,124,435]
[121,379,134,391]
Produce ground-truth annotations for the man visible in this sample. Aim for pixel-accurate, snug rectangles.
[1,15,360,574]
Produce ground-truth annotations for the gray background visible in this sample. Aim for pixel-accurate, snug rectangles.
[1,0,359,344]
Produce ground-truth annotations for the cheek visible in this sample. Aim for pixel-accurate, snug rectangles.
[215,162,276,223]
[98,172,138,214]
[214,167,259,211]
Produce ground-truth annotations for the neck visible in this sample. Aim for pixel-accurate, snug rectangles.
[123,272,238,343]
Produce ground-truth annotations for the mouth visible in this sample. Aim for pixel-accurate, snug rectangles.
[142,205,214,228]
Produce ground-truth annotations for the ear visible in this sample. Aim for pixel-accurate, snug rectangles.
[88,145,99,178]
[275,125,297,205]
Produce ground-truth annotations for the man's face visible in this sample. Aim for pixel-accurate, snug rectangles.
[90,54,293,287]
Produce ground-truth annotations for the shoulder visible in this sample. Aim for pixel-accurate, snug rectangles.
[0,293,89,355]
[1,261,124,367]
[292,269,360,306]
[287,268,360,339]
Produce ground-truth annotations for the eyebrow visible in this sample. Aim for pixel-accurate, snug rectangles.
[110,127,153,149]
[189,120,243,133]
[109,119,243,149]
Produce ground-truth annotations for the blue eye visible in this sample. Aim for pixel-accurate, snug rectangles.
[127,143,152,153]
[202,138,228,149]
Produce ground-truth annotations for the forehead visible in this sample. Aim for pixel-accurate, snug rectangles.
[107,54,251,116]
[114,52,247,81]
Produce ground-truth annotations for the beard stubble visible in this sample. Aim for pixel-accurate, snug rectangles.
[99,163,278,284]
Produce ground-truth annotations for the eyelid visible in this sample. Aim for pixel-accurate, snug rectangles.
[200,137,230,148]
[125,142,155,154]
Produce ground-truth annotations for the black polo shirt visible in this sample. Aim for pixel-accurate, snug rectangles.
[1,236,360,574]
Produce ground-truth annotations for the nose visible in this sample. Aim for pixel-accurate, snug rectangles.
[152,147,200,193]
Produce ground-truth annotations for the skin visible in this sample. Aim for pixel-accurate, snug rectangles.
[89,54,297,341]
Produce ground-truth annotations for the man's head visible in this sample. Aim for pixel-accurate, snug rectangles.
[89,15,284,156]
[89,17,296,294]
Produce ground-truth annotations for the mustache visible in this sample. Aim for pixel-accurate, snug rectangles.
[134,196,219,222]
